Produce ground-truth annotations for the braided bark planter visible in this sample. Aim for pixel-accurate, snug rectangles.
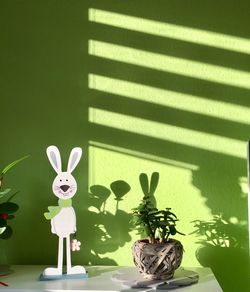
[132,239,183,280]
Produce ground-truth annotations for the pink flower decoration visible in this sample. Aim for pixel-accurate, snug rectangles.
[71,239,81,251]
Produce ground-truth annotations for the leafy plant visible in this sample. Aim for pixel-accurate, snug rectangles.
[0,155,29,239]
[131,172,184,244]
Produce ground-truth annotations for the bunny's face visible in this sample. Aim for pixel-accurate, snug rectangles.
[46,145,82,199]
[52,172,77,199]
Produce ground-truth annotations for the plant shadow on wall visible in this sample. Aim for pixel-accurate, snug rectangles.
[191,215,249,292]
[86,1,250,290]
[77,180,132,265]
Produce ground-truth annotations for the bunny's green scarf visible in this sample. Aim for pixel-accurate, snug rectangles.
[44,199,72,220]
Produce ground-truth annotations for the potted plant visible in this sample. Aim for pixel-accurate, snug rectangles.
[131,172,184,280]
[0,155,29,239]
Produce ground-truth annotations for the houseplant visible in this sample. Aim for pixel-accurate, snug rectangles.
[0,155,29,239]
[131,172,184,280]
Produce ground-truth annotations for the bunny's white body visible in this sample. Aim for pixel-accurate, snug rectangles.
[42,146,86,278]
[51,207,76,237]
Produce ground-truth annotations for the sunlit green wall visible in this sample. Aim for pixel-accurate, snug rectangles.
[0,1,250,291]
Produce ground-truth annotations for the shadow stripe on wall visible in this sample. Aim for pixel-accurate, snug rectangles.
[89,8,250,55]
[89,74,250,126]
[89,107,246,159]
[89,40,250,90]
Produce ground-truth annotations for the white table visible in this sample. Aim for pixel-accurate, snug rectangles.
[0,265,222,291]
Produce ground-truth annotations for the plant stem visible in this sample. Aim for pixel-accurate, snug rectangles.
[145,219,154,243]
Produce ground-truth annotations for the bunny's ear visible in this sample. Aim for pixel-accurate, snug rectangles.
[46,145,62,174]
[67,147,82,173]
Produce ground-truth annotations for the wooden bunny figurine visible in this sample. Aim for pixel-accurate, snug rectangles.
[42,145,87,279]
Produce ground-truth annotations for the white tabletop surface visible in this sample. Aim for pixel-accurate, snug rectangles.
[0,265,222,292]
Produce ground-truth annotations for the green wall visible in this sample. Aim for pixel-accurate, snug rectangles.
[0,0,250,291]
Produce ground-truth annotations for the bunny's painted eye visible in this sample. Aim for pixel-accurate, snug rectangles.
[66,179,68,181]
[60,179,62,182]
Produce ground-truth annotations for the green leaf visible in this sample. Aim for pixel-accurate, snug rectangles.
[137,204,147,212]
[149,172,159,196]
[131,217,143,226]
[139,173,149,196]
[0,188,11,198]
[7,214,15,220]
[0,226,6,235]
[0,226,13,239]
[169,226,177,235]
[131,206,141,210]
[164,209,177,218]
[6,191,19,202]
[0,218,7,228]
[177,231,185,236]
[1,155,29,175]
[0,202,19,214]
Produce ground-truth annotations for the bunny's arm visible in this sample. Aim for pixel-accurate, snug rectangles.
[70,207,77,233]
[51,218,57,234]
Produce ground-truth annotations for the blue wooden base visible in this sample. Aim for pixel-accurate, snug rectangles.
[39,272,88,281]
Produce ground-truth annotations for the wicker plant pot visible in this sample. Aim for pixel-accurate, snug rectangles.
[132,239,183,280]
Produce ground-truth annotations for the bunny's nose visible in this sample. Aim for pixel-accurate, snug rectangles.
[60,185,70,192]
